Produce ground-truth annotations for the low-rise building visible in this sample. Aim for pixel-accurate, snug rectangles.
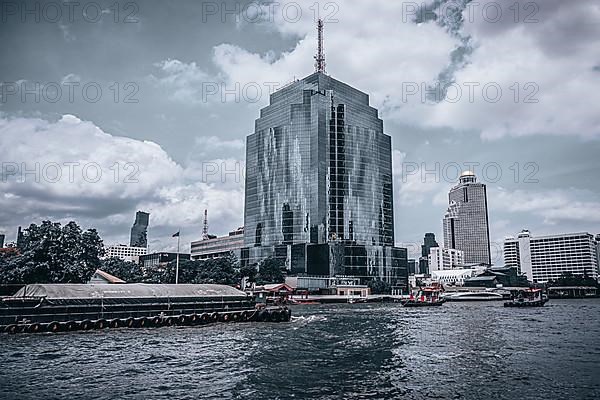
[104,244,147,262]
[89,269,126,284]
[431,268,484,287]
[336,285,370,298]
[191,227,244,260]
[464,266,528,288]
[139,252,191,271]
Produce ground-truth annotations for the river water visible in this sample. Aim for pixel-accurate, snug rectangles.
[1,299,599,400]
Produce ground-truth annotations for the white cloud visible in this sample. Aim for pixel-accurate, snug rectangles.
[491,187,600,224]
[395,0,600,139]
[150,59,213,104]
[0,114,180,199]
[161,0,600,140]
[61,73,81,84]
[0,115,244,249]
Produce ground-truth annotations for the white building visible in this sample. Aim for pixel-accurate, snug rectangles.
[504,230,600,282]
[104,244,147,262]
[431,268,481,287]
[429,247,465,272]
[190,227,244,260]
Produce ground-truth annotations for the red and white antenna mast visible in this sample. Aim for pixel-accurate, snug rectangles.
[202,209,209,240]
[314,19,326,73]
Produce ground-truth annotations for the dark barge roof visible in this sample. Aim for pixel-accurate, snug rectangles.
[12,284,247,299]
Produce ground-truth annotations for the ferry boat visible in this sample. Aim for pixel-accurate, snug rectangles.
[504,288,548,307]
[1,283,291,334]
[443,291,504,302]
[402,287,445,307]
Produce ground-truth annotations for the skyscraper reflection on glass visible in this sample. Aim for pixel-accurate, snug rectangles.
[243,72,407,289]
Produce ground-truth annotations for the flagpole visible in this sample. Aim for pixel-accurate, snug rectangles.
[175,230,180,284]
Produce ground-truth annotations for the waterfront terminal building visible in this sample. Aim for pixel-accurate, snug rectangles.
[503,230,600,282]
[241,71,408,289]
[443,171,491,266]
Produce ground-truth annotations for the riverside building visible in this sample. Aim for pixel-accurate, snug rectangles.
[443,171,491,266]
[503,230,600,282]
[241,20,408,289]
[191,227,244,260]
[428,247,465,272]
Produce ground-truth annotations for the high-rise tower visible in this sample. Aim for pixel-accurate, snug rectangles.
[130,211,149,248]
[242,21,407,288]
[443,171,491,265]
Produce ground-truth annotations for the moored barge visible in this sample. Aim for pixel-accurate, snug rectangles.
[1,283,291,334]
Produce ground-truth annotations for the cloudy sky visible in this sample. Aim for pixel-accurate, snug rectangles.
[1,0,599,262]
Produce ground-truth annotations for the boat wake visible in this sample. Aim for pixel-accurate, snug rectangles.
[291,315,327,324]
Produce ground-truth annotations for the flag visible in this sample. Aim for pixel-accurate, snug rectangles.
[172,231,180,237]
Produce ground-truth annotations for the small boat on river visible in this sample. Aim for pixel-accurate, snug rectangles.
[443,291,504,302]
[402,287,445,307]
[504,288,548,307]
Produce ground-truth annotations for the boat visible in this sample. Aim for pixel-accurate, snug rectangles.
[504,288,548,307]
[402,287,445,307]
[443,291,504,302]
[1,283,291,334]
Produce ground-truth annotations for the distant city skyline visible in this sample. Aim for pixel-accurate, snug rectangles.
[1,0,599,258]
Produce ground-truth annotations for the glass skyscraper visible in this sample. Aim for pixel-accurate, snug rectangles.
[443,171,491,265]
[243,72,407,288]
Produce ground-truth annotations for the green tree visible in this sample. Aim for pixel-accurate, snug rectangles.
[368,279,391,294]
[548,271,599,288]
[256,257,285,284]
[151,252,241,286]
[239,263,258,283]
[0,221,104,284]
[195,252,240,285]
[100,257,143,282]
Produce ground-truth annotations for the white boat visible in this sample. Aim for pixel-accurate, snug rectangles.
[443,291,504,301]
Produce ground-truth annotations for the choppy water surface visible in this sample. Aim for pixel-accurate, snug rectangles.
[1,299,600,400]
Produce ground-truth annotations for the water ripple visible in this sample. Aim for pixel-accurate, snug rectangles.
[1,300,599,399]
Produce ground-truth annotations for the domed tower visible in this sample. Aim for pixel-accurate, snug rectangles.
[459,170,477,184]
[442,171,491,265]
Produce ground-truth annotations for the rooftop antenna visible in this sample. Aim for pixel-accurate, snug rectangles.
[202,209,209,240]
[314,19,326,73]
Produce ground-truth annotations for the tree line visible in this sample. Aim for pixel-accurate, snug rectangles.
[0,220,285,286]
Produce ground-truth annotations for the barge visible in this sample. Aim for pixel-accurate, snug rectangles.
[1,283,291,334]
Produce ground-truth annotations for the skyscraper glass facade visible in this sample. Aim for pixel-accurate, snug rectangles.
[243,72,406,288]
